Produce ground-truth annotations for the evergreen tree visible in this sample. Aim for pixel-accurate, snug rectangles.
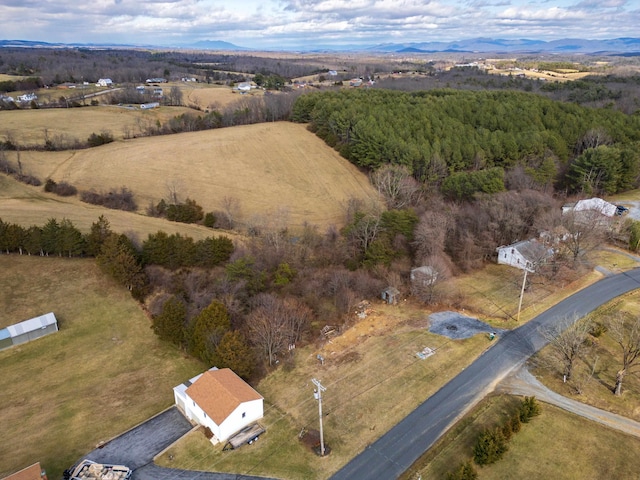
[188,300,231,364]
[152,296,187,345]
[213,330,254,378]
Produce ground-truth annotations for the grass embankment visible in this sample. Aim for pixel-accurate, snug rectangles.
[402,394,640,480]
[157,303,493,479]
[0,255,204,479]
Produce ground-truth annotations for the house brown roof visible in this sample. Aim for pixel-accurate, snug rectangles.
[1,462,43,480]
[186,368,263,425]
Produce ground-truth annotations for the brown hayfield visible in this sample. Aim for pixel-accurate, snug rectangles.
[4,122,380,230]
[0,105,197,144]
[0,175,239,242]
[178,83,259,110]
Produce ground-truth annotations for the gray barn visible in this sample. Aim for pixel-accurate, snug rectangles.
[0,312,58,351]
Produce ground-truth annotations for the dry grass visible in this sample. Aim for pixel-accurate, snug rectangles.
[0,105,197,144]
[447,263,604,329]
[531,289,640,423]
[0,175,236,243]
[0,255,205,479]
[4,122,380,230]
[179,83,260,110]
[157,302,493,479]
[403,395,640,480]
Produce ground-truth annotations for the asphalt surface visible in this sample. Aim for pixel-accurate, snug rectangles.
[330,267,640,480]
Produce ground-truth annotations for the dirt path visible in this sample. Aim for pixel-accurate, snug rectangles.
[497,366,640,438]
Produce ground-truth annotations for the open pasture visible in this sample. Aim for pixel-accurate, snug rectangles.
[5,122,380,230]
[0,175,236,242]
[0,105,197,145]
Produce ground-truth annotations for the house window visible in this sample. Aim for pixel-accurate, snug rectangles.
[193,401,195,406]
[242,412,246,418]
[204,412,207,418]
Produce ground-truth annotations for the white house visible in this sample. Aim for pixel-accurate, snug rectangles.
[496,239,553,272]
[96,78,113,87]
[236,82,252,92]
[174,367,263,443]
[562,197,617,217]
[17,93,37,103]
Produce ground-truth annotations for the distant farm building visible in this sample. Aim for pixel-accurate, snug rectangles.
[174,367,264,443]
[496,240,553,272]
[0,312,58,351]
[145,77,167,83]
[349,78,363,87]
[140,102,160,109]
[236,82,253,92]
[17,93,37,103]
[96,78,113,87]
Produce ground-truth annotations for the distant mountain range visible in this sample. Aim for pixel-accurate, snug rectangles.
[2,37,640,54]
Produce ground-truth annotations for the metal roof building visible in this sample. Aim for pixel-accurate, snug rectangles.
[0,312,58,351]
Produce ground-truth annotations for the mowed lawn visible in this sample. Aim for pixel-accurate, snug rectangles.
[0,255,204,479]
[157,304,493,479]
[404,395,640,480]
[6,122,381,230]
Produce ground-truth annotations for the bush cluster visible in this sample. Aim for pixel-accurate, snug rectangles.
[87,131,114,147]
[80,187,137,211]
[44,178,77,196]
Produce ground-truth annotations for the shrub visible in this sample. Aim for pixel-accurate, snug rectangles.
[446,461,478,480]
[80,187,137,211]
[473,427,508,465]
[15,174,41,186]
[87,131,114,147]
[519,396,541,423]
[203,212,216,228]
[44,179,77,196]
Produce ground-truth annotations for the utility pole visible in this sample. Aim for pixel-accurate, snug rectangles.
[312,378,327,456]
[516,268,529,322]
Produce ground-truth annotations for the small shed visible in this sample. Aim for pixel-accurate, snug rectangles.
[381,286,400,305]
[0,312,58,351]
[1,461,46,480]
[411,266,438,287]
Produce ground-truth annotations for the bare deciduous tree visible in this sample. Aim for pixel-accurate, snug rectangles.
[607,312,640,396]
[540,315,593,382]
[220,196,241,229]
[247,293,313,365]
[370,164,422,209]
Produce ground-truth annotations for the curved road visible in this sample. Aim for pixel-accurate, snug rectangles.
[330,267,640,480]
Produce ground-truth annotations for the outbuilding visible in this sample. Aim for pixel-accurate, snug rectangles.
[0,312,58,351]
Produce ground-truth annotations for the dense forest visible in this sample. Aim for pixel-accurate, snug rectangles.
[292,89,640,198]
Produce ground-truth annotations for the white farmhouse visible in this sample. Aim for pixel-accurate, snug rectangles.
[174,367,263,443]
[496,239,553,272]
[96,78,113,87]
[562,197,617,217]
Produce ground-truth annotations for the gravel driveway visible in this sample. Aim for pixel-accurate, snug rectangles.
[497,366,640,439]
[428,311,506,339]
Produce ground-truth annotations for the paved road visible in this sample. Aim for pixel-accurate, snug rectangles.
[330,268,640,480]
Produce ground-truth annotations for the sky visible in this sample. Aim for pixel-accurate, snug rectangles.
[1,0,639,50]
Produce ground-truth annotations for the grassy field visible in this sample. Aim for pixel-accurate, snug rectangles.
[0,105,197,145]
[0,255,205,479]
[156,302,494,479]
[4,122,380,230]
[0,175,236,243]
[402,394,640,480]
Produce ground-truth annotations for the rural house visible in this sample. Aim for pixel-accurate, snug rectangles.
[96,78,113,87]
[561,197,617,217]
[381,286,400,304]
[173,367,263,443]
[1,462,47,480]
[0,312,58,351]
[496,239,553,272]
